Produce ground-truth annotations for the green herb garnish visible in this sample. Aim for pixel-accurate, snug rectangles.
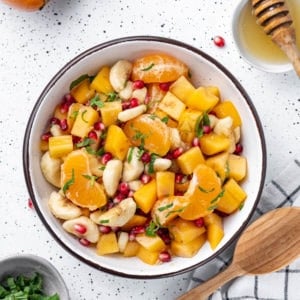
[148,153,158,174]
[198,186,215,193]
[82,174,99,186]
[69,74,89,90]
[161,116,169,124]
[145,220,160,237]
[210,190,225,204]
[195,112,210,138]
[107,92,118,102]
[165,206,187,218]
[63,168,75,194]
[81,110,88,123]
[158,203,174,212]
[0,273,60,300]
[90,94,105,108]
[127,147,134,163]
[100,219,109,224]
[76,137,95,148]
[142,63,155,71]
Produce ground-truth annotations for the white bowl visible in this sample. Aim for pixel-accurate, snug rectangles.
[23,36,266,278]
[232,0,293,73]
[0,254,69,299]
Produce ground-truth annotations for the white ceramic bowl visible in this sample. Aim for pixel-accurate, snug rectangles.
[23,36,266,278]
[0,254,69,299]
[232,0,293,73]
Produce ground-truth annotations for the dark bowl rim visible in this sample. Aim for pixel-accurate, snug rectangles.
[23,35,267,279]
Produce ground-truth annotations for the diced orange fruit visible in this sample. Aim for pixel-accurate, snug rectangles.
[121,215,148,231]
[70,78,95,104]
[61,149,107,210]
[48,135,73,158]
[158,92,186,121]
[200,133,230,156]
[90,66,114,94]
[156,171,175,199]
[123,114,171,156]
[176,147,205,175]
[169,75,196,104]
[96,232,119,255]
[137,246,159,265]
[179,164,222,220]
[132,53,189,83]
[213,100,242,128]
[135,233,165,252]
[123,241,140,257]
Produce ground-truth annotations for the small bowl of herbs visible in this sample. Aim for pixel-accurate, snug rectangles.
[0,254,69,300]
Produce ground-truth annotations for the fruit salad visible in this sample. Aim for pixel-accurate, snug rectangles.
[40,53,247,265]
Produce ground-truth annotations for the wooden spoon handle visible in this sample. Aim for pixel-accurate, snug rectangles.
[283,43,300,77]
[177,263,244,300]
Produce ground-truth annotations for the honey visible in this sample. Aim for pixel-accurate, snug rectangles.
[238,0,300,64]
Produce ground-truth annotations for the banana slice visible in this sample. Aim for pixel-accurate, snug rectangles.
[122,147,144,182]
[117,104,147,122]
[131,87,147,104]
[118,231,129,253]
[62,216,99,243]
[48,191,82,220]
[119,81,133,100]
[214,116,233,137]
[102,159,123,197]
[40,151,62,188]
[95,197,136,227]
[109,60,133,92]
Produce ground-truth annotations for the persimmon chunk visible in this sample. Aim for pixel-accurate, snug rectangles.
[179,164,222,220]
[132,53,189,83]
[61,149,107,210]
[123,114,171,156]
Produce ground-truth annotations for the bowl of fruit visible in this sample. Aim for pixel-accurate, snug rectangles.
[23,36,266,278]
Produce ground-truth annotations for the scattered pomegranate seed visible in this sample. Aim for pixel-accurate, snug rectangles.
[234,143,243,155]
[128,190,134,197]
[99,225,111,234]
[192,137,200,147]
[203,125,212,134]
[60,119,68,131]
[118,182,130,195]
[101,152,113,164]
[111,226,120,233]
[74,223,87,234]
[175,173,184,184]
[140,173,152,184]
[50,117,60,125]
[194,217,205,227]
[141,152,151,163]
[122,101,131,110]
[144,95,151,105]
[129,98,139,108]
[129,232,136,241]
[94,121,105,131]
[28,198,34,209]
[213,35,225,47]
[113,193,126,204]
[131,226,145,235]
[172,147,184,159]
[72,135,81,144]
[41,132,52,142]
[64,93,75,105]
[133,80,145,89]
[60,102,70,114]
[159,251,171,263]
[79,238,90,246]
[159,82,171,92]
[175,191,184,196]
[157,228,171,245]
[88,130,98,140]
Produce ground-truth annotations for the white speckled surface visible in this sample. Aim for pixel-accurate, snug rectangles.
[0,1,299,299]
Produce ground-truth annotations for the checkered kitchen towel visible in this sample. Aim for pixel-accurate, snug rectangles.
[187,157,300,300]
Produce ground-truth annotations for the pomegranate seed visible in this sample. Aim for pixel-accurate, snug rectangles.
[172,147,184,159]
[72,136,81,144]
[118,182,130,195]
[64,93,75,105]
[175,191,184,196]
[141,152,151,163]
[194,217,205,227]
[88,130,98,140]
[122,101,131,110]
[129,232,136,241]
[129,98,139,108]
[60,102,70,114]
[234,143,243,155]
[144,95,151,105]
[159,82,171,92]
[94,121,105,131]
[157,228,171,245]
[41,132,52,141]
[79,238,90,246]
[203,125,212,134]
[60,119,68,131]
[28,198,34,209]
[74,223,87,234]
[99,225,111,234]
[192,137,200,147]
[50,117,60,125]
[140,173,152,184]
[164,152,173,160]
[113,193,126,204]
[159,251,171,263]
[128,190,134,197]
[131,226,145,235]
[133,80,145,89]
[175,173,184,184]
[213,35,225,47]
[111,226,120,233]
[101,152,113,164]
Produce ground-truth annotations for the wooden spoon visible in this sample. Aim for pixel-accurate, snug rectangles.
[177,206,300,300]
[251,0,300,76]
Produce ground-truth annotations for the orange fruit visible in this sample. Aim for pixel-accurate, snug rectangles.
[131,53,189,83]
[2,0,47,11]
[179,164,222,220]
[123,113,171,156]
[61,149,107,210]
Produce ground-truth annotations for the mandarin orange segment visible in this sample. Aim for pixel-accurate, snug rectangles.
[123,114,171,156]
[179,164,222,220]
[61,149,107,210]
[131,53,189,83]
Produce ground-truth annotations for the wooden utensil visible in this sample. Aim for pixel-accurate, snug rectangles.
[177,206,300,300]
[251,0,300,76]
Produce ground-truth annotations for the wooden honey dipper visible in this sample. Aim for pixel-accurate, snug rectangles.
[252,0,300,76]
